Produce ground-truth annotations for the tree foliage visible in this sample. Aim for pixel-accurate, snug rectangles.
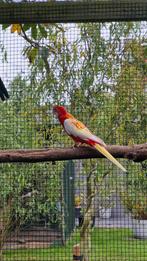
[0,21,146,228]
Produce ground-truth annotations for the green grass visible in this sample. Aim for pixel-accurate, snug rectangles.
[3,228,147,261]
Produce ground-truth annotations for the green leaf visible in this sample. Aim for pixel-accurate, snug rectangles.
[38,24,48,38]
[23,24,32,32]
[27,47,38,63]
[39,47,49,60]
[31,25,38,40]
[2,24,10,30]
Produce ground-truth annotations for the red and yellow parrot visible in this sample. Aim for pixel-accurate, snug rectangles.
[53,105,126,172]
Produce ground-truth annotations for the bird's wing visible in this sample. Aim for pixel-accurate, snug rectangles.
[63,118,105,145]
[0,78,9,101]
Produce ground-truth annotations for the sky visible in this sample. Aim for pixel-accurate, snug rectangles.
[0,26,29,87]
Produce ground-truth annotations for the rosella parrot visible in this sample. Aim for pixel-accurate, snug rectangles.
[53,105,126,172]
[0,78,9,101]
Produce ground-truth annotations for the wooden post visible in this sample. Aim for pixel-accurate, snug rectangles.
[0,1,147,24]
[73,244,83,261]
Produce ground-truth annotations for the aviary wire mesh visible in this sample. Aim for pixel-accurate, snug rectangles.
[0,1,146,261]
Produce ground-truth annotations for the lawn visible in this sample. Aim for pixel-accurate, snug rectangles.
[3,228,147,261]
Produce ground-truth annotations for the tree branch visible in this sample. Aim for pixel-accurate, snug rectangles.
[0,144,146,164]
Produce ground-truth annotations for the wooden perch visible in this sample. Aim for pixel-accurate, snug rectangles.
[0,144,146,164]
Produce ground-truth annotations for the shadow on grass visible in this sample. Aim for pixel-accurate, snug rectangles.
[3,228,147,261]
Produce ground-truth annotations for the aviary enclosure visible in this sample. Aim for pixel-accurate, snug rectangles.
[0,1,147,260]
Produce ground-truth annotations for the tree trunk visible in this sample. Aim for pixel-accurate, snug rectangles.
[80,172,95,261]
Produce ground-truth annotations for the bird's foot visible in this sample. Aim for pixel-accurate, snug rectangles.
[73,142,82,148]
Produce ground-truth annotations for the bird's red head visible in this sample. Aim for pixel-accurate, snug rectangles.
[53,105,67,117]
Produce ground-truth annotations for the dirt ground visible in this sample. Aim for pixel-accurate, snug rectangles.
[3,226,62,250]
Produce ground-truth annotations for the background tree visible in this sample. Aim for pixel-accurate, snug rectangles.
[0,20,146,258]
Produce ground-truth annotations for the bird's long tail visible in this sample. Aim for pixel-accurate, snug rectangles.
[94,143,126,172]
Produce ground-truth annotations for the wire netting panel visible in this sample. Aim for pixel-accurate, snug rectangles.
[0,1,147,261]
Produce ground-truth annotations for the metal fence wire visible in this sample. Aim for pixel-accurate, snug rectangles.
[0,1,147,261]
